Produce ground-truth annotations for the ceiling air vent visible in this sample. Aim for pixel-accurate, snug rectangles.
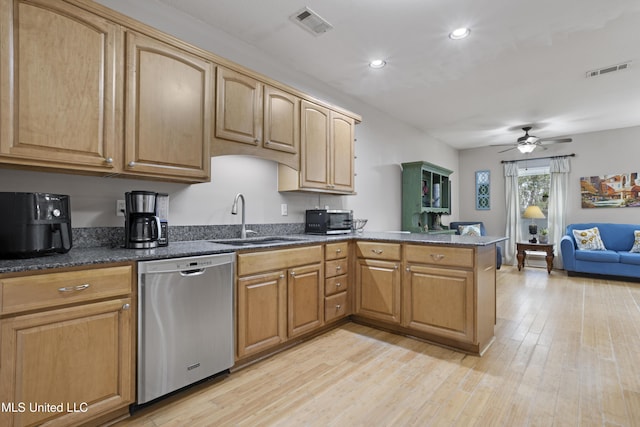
[289,7,333,36]
[586,61,631,78]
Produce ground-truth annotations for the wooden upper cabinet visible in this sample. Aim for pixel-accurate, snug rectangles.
[300,100,331,189]
[264,86,300,154]
[330,111,355,192]
[216,67,262,146]
[125,31,212,182]
[0,0,122,171]
[279,100,355,194]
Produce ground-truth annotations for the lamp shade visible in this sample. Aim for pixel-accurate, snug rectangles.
[517,144,536,154]
[523,205,545,219]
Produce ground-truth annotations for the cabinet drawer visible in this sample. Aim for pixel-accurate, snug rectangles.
[238,245,322,276]
[405,245,474,268]
[1,265,133,315]
[325,242,348,260]
[325,292,348,322]
[356,241,401,261]
[325,259,348,278]
[325,274,348,296]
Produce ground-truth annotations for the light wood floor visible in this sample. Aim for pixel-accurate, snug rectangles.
[116,266,640,426]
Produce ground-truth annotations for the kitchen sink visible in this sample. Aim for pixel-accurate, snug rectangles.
[209,236,306,246]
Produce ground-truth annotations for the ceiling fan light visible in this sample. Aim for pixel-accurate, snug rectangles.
[517,144,536,154]
[449,27,470,40]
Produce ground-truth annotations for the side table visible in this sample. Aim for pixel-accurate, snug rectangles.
[516,242,555,274]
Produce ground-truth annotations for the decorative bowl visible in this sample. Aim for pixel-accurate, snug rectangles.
[353,219,368,233]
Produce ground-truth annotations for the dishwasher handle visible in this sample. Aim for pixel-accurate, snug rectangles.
[179,268,206,277]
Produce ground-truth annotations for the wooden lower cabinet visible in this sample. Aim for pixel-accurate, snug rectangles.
[402,264,474,343]
[355,258,401,324]
[236,271,287,359]
[324,242,350,324]
[287,263,323,338]
[235,246,324,360]
[0,264,135,427]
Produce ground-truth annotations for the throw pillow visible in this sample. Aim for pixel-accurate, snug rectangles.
[459,224,482,236]
[630,230,640,253]
[572,227,606,251]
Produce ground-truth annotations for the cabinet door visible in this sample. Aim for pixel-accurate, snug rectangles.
[288,263,323,338]
[0,298,133,427]
[216,67,262,145]
[264,86,299,154]
[300,100,330,189]
[237,271,287,358]
[125,31,211,181]
[403,264,474,343]
[355,258,401,324]
[0,0,121,171]
[330,111,355,192]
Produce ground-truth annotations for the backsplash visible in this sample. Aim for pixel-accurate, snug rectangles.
[73,223,305,248]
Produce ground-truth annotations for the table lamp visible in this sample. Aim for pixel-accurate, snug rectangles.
[523,205,545,243]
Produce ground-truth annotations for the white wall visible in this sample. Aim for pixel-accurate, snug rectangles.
[458,125,640,236]
[0,0,458,230]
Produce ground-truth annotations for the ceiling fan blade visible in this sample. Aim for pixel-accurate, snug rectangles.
[540,138,572,144]
[497,146,517,153]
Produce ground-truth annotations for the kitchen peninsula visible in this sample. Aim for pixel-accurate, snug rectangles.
[0,231,502,426]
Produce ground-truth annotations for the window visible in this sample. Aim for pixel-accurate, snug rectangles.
[519,165,549,233]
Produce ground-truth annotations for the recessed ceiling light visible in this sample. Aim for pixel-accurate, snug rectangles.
[449,27,470,40]
[369,59,386,69]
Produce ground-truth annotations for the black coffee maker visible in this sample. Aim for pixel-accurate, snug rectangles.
[124,191,161,249]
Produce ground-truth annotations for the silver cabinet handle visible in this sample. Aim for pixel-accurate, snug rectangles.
[336,304,342,310]
[122,303,131,311]
[336,265,342,271]
[265,140,270,145]
[280,274,285,278]
[291,271,296,277]
[406,267,411,272]
[128,161,136,167]
[335,282,342,287]
[430,254,445,261]
[336,248,342,254]
[105,157,113,164]
[58,283,90,293]
[394,264,399,269]
[372,249,383,254]
[254,138,260,143]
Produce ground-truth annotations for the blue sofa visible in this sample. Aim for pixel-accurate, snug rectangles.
[560,223,640,280]
[450,221,502,269]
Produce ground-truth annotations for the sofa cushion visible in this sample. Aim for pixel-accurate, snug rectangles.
[630,230,640,253]
[573,227,606,251]
[619,252,640,266]
[574,249,620,263]
[565,223,638,252]
[459,224,482,236]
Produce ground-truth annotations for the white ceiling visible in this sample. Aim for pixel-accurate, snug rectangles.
[157,0,640,150]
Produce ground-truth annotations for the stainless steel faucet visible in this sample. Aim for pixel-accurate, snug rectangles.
[231,193,254,238]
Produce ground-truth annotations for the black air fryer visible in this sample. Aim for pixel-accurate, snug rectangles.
[0,192,72,258]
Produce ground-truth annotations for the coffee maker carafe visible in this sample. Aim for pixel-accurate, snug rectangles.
[125,191,161,249]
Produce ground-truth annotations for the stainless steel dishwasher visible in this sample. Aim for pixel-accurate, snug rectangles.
[137,253,235,405]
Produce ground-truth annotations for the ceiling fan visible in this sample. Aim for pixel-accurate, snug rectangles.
[496,126,573,153]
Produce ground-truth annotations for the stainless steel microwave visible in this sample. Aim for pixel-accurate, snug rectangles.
[305,209,353,234]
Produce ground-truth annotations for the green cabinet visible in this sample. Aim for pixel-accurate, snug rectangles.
[402,161,453,232]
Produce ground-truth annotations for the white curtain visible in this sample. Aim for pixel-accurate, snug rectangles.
[504,162,521,265]
[549,157,571,268]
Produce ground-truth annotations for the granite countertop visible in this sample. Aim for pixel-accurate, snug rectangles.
[0,232,507,274]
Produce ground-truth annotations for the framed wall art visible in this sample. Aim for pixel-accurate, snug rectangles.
[475,170,490,210]
[580,172,640,208]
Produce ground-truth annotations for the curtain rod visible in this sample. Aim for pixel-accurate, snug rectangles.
[501,153,575,164]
